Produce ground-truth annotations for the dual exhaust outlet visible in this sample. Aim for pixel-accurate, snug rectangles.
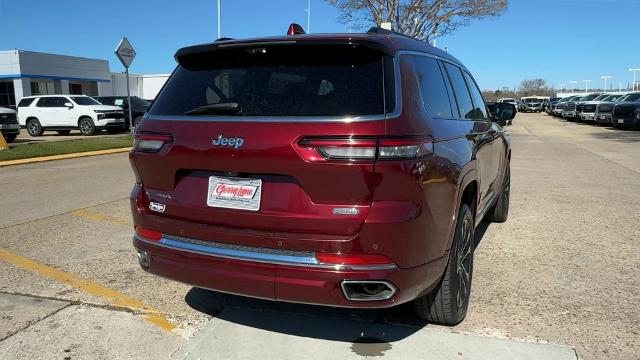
[341,280,397,301]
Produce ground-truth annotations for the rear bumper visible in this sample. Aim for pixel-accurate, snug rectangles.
[133,235,447,308]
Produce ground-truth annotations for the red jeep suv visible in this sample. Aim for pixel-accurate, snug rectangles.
[130,27,514,325]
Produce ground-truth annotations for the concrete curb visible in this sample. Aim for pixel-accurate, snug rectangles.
[0,147,131,168]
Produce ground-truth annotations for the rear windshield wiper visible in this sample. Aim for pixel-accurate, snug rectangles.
[184,102,243,116]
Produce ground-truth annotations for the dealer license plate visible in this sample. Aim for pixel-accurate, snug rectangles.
[207,176,261,211]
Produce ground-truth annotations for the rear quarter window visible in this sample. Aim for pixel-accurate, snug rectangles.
[149,45,392,118]
[402,55,453,119]
[17,98,35,107]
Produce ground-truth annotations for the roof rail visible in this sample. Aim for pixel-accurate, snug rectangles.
[367,26,418,40]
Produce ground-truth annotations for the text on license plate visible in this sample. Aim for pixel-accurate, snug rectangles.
[207,176,261,211]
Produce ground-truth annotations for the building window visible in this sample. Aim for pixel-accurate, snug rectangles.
[69,83,82,95]
[30,81,41,95]
[0,82,16,107]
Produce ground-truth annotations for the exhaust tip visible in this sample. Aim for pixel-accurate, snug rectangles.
[137,251,149,268]
[341,280,396,301]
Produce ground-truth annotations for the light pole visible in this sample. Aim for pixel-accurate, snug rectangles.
[217,0,221,39]
[583,80,591,93]
[600,76,611,92]
[619,82,623,92]
[569,80,577,94]
[630,68,640,91]
[559,84,565,92]
[306,0,311,33]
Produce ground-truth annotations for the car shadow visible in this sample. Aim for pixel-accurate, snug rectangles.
[590,127,640,142]
[183,221,493,346]
[185,287,425,346]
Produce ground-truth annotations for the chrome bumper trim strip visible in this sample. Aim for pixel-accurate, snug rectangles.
[135,235,397,271]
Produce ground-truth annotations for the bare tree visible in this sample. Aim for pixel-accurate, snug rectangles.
[326,0,508,41]
[519,79,546,93]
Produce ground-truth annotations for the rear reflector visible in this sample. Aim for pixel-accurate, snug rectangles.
[133,133,172,152]
[315,252,394,266]
[297,137,432,161]
[135,226,162,242]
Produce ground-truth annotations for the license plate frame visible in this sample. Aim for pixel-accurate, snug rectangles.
[207,176,262,211]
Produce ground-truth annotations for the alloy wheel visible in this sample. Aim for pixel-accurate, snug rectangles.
[456,214,473,309]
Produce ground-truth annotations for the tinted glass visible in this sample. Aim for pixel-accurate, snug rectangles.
[443,63,475,120]
[462,71,488,120]
[18,98,35,107]
[581,94,599,101]
[38,97,69,107]
[625,93,640,102]
[97,97,115,105]
[404,55,453,118]
[71,97,100,105]
[131,97,150,106]
[150,45,388,117]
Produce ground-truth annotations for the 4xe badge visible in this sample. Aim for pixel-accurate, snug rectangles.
[212,134,244,149]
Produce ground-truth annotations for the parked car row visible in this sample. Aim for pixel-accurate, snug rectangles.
[546,92,640,128]
[11,95,150,138]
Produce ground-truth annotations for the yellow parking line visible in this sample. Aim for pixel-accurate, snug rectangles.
[0,248,177,333]
[70,209,132,227]
[0,147,132,168]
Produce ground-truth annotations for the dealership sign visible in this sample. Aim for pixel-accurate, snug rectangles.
[115,37,136,68]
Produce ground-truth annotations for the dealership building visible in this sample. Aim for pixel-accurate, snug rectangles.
[0,49,169,108]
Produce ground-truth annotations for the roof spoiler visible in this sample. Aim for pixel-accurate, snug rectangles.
[174,38,396,64]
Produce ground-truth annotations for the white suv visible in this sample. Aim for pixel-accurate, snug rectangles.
[17,95,126,136]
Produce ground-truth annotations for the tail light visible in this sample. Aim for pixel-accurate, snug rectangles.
[296,137,432,162]
[133,133,172,152]
[315,252,394,266]
[135,226,162,242]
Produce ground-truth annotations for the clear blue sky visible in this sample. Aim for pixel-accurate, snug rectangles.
[0,0,638,91]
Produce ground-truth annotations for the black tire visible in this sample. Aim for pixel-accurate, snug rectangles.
[57,130,71,135]
[413,203,475,325]
[4,134,17,143]
[488,162,510,223]
[26,118,44,136]
[78,117,96,136]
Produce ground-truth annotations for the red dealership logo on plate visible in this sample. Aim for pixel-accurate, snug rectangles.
[214,184,257,199]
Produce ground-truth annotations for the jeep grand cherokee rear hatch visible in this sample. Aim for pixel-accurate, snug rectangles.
[130,43,396,236]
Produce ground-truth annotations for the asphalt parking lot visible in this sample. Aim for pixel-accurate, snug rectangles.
[0,112,638,359]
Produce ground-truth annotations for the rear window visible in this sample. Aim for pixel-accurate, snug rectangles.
[149,45,391,117]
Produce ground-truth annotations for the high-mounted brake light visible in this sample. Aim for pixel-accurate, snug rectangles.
[135,226,162,242]
[296,137,432,162]
[133,133,172,152]
[287,23,305,35]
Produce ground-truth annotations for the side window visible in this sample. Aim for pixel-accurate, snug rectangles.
[443,63,475,120]
[462,71,488,120]
[18,98,35,108]
[36,97,52,107]
[53,97,68,107]
[114,98,125,106]
[404,55,453,118]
